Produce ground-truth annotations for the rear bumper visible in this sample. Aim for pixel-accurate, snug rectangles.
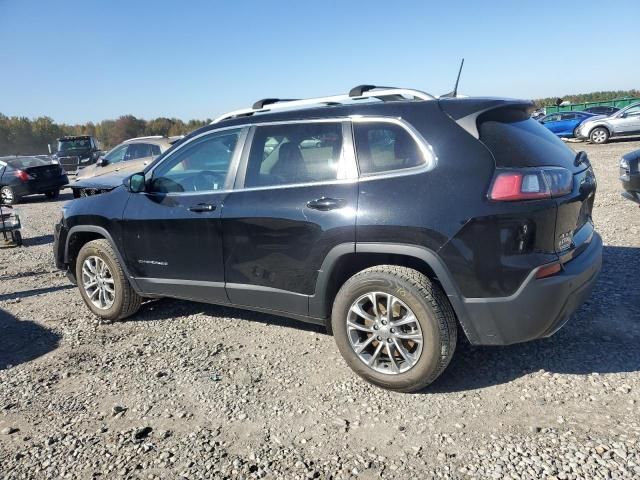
[461,232,602,345]
[16,177,68,196]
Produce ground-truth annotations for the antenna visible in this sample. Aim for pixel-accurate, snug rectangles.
[441,58,465,98]
[452,58,464,97]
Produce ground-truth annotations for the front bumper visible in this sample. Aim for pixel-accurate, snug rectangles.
[461,232,602,345]
[620,169,640,205]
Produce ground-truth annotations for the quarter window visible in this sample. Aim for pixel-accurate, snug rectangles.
[245,123,345,188]
[353,122,425,175]
[150,129,240,193]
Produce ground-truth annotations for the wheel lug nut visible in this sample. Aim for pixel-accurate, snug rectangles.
[376,336,382,341]
[387,338,393,343]
[390,328,395,333]
[373,325,379,330]
[381,320,387,325]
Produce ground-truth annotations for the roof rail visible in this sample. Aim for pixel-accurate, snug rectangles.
[212,85,436,124]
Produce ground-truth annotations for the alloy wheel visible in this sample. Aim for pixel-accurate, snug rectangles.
[591,129,607,144]
[81,256,116,310]
[346,292,423,374]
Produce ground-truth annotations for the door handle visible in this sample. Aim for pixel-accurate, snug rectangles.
[188,203,216,213]
[306,197,346,211]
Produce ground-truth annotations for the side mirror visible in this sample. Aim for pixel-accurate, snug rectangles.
[96,157,108,167]
[125,172,146,193]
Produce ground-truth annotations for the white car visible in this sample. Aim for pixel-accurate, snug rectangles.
[576,102,640,144]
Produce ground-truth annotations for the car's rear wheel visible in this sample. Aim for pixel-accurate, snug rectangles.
[590,127,609,144]
[1,186,19,205]
[45,189,60,199]
[331,265,457,392]
[72,189,81,199]
[75,239,142,321]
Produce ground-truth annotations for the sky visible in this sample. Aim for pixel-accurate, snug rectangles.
[1,0,638,124]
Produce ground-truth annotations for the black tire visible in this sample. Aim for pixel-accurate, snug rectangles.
[331,265,457,392]
[45,189,60,199]
[72,189,81,199]
[75,239,142,321]
[1,186,19,205]
[589,127,609,144]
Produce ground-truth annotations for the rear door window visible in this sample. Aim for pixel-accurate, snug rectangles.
[244,122,346,188]
[353,122,425,175]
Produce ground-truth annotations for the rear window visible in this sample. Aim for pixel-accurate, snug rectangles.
[478,110,577,171]
[353,122,425,175]
[7,157,50,169]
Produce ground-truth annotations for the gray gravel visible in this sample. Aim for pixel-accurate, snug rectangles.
[1,139,639,479]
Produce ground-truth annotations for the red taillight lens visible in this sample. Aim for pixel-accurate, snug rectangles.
[489,168,572,201]
[15,170,31,182]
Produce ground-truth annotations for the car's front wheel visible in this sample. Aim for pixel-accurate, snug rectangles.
[75,239,142,321]
[331,265,457,392]
[590,127,609,144]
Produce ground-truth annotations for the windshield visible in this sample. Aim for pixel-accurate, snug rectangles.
[6,157,50,169]
[58,138,91,152]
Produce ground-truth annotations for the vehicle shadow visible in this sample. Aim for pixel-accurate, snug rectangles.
[22,234,54,247]
[430,245,640,392]
[0,308,60,370]
[0,285,74,302]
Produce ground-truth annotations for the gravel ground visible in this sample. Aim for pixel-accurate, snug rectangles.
[1,139,639,479]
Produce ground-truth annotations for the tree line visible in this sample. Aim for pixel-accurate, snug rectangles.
[534,89,640,108]
[0,114,210,156]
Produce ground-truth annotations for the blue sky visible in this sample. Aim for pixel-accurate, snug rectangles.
[1,0,638,124]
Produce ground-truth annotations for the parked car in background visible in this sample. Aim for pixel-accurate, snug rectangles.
[531,109,546,121]
[54,85,601,392]
[576,102,640,144]
[0,156,68,204]
[620,149,640,205]
[584,105,619,116]
[539,111,595,138]
[70,136,175,198]
[52,136,102,174]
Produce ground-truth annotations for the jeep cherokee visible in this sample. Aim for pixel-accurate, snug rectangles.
[53,85,602,392]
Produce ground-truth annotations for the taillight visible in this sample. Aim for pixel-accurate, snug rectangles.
[15,170,31,182]
[489,167,573,201]
[535,261,562,279]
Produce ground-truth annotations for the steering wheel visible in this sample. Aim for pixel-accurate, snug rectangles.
[192,170,226,191]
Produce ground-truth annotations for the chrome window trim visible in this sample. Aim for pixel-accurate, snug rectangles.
[146,115,436,196]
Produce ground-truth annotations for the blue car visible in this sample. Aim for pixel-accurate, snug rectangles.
[539,111,596,138]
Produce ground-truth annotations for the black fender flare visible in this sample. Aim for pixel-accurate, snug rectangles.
[65,225,142,293]
[309,242,479,343]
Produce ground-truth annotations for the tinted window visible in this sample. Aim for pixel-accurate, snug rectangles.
[105,144,128,164]
[245,123,344,187]
[151,144,161,156]
[561,113,576,120]
[125,143,153,160]
[6,157,49,169]
[150,129,240,193]
[543,114,560,122]
[354,123,425,175]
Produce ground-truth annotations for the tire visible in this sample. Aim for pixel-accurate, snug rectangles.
[45,189,60,199]
[75,239,142,321]
[72,189,81,199]
[590,127,609,144]
[1,186,19,205]
[572,126,581,138]
[331,265,457,392]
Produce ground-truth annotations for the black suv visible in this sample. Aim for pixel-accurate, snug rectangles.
[54,86,602,392]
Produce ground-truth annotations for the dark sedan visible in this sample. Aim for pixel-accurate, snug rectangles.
[620,150,640,205]
[0,156,68,205]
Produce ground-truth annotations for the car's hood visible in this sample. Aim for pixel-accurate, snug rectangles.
[75,164,99,180]
[73,158,150,182]
[67,171,131,190]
